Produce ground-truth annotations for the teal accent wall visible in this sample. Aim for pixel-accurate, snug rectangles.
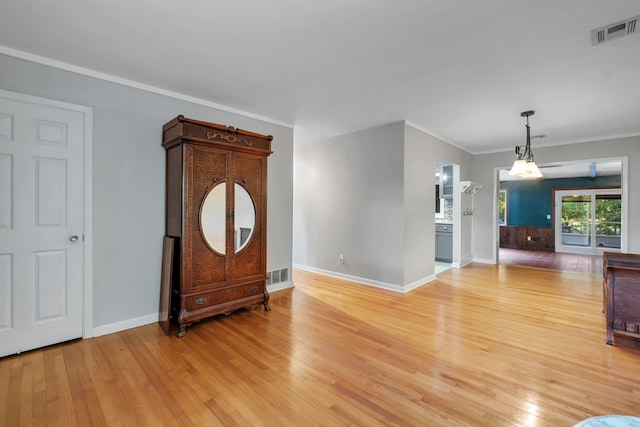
[500,175,621,227]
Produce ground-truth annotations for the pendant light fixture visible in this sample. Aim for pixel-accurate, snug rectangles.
[508,110,543,178]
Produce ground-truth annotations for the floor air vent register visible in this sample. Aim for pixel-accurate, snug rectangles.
[267,268,289,285]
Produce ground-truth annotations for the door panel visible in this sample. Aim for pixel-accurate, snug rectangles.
[0,94,85,357]
[184,144,229,290]
[0,254,11,329]
[0,154,10,228]
[35,250,67,320]
[595,194,621,250]
[555,189,622,255]
[232,152,265,281]
[36,158,67,226]
[560,194,591,248]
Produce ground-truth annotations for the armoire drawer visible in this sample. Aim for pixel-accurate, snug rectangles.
[185,283,264,311]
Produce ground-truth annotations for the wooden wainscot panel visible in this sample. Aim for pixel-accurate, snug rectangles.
[499,226,554,251]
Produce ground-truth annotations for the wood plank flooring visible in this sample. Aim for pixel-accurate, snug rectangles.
[2,264,640,426]
[500,248,603,275]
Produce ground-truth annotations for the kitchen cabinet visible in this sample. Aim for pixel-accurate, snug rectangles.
[441,165,453,199]
[435,223,453,262]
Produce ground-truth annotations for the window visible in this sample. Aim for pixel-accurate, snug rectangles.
[498,188,508,226]
[555,188,622,254]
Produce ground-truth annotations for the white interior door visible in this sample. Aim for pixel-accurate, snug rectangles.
[0,93,85,357]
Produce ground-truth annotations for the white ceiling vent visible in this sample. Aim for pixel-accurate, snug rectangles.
[591,15,639,45]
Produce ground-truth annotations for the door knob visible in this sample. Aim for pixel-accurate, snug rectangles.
[69,235,79,242]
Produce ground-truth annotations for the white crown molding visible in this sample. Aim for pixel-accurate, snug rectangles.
[405,120,472,154]
[0,45,294,129]
[472,132,640,156]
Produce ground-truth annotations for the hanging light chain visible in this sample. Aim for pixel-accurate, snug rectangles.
[515,111,534,161]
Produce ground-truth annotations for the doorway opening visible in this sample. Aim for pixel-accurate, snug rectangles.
[434,161,458,274]
[494,157,627,273]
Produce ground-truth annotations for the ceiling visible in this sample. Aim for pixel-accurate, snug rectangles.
[1,1,639,155]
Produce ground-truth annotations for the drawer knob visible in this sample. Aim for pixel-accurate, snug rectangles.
[195,297,206,305]
[250,286,258,292]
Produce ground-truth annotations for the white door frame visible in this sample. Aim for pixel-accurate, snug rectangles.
[554,188,623,255]
[0,89,93,338]
[493,156,628,264]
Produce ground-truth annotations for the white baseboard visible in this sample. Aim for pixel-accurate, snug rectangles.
[293,264,430,293]
[92,283,292,338]
[93,313,158,337]
[404,275,436,292]
[268,280,294,292]
[459,255,474,268]
[473,257,496,264]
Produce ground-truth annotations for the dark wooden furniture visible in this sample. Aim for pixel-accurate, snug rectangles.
[162,115,272,337]
[603,252,640,345]
[158,236,175,335]
[499,225,554,251]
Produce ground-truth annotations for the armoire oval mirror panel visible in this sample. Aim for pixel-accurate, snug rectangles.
[234,183,256,252]
[200,182,256,255]
[200,182,226,254]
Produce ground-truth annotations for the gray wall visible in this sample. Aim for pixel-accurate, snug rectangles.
[0,54,294,330]
[293,122,474,289]
[293,122,405,286]
[7,51,637,326]
[404,125,474,282]
[473,136,640,262]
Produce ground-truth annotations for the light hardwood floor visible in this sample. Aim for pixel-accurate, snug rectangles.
[2,264,639,426]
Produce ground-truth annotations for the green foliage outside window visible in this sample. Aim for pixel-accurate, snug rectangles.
[561,196,621,236]
[498,190,506,225]
[596,198,621,235]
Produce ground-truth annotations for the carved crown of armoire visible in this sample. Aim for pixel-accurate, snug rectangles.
[162,115,272,337]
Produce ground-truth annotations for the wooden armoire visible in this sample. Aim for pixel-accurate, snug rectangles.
[162,115,272,337]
